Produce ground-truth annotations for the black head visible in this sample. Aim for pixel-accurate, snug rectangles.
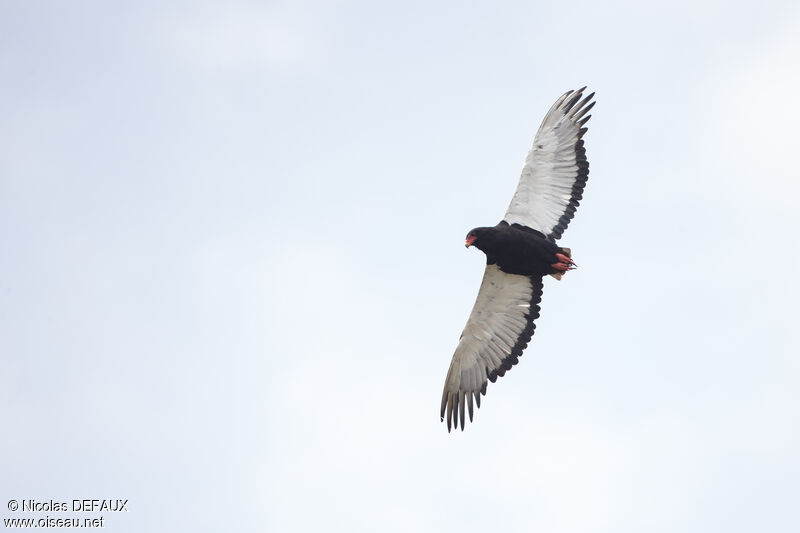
[464,227,492,249]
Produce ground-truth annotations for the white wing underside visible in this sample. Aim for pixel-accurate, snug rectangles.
[504,88,594,240]
[440,264,542,431]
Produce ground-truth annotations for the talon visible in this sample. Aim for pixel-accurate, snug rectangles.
[555,253,576,266]
[551,262,570,272]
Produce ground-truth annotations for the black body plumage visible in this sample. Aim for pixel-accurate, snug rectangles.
[467,222,562,276]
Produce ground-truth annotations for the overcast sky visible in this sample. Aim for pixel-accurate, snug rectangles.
[2,1,799,531]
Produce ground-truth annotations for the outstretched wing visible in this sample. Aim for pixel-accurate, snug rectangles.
[440,265,543,431]
[503,87,594,241]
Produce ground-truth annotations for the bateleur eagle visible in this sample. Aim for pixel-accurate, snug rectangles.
[441,87,595,432]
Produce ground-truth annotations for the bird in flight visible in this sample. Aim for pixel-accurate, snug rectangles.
[441,87,595,432]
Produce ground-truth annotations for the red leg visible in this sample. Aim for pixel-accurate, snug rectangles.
[555,253,576,267]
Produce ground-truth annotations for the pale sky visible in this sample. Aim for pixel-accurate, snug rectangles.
[2,1,799,532]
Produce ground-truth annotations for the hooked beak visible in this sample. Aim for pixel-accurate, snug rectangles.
[465,235,477,248]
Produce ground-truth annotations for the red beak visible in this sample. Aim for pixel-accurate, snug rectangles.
[465,235,477,248]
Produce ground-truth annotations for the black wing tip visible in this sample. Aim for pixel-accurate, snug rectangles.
[442,387,486,432]
[563,87,595,124]
[563,92,582,113]
[571,86,593,97]
[440,274,546,434]
[565,86,587,97]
